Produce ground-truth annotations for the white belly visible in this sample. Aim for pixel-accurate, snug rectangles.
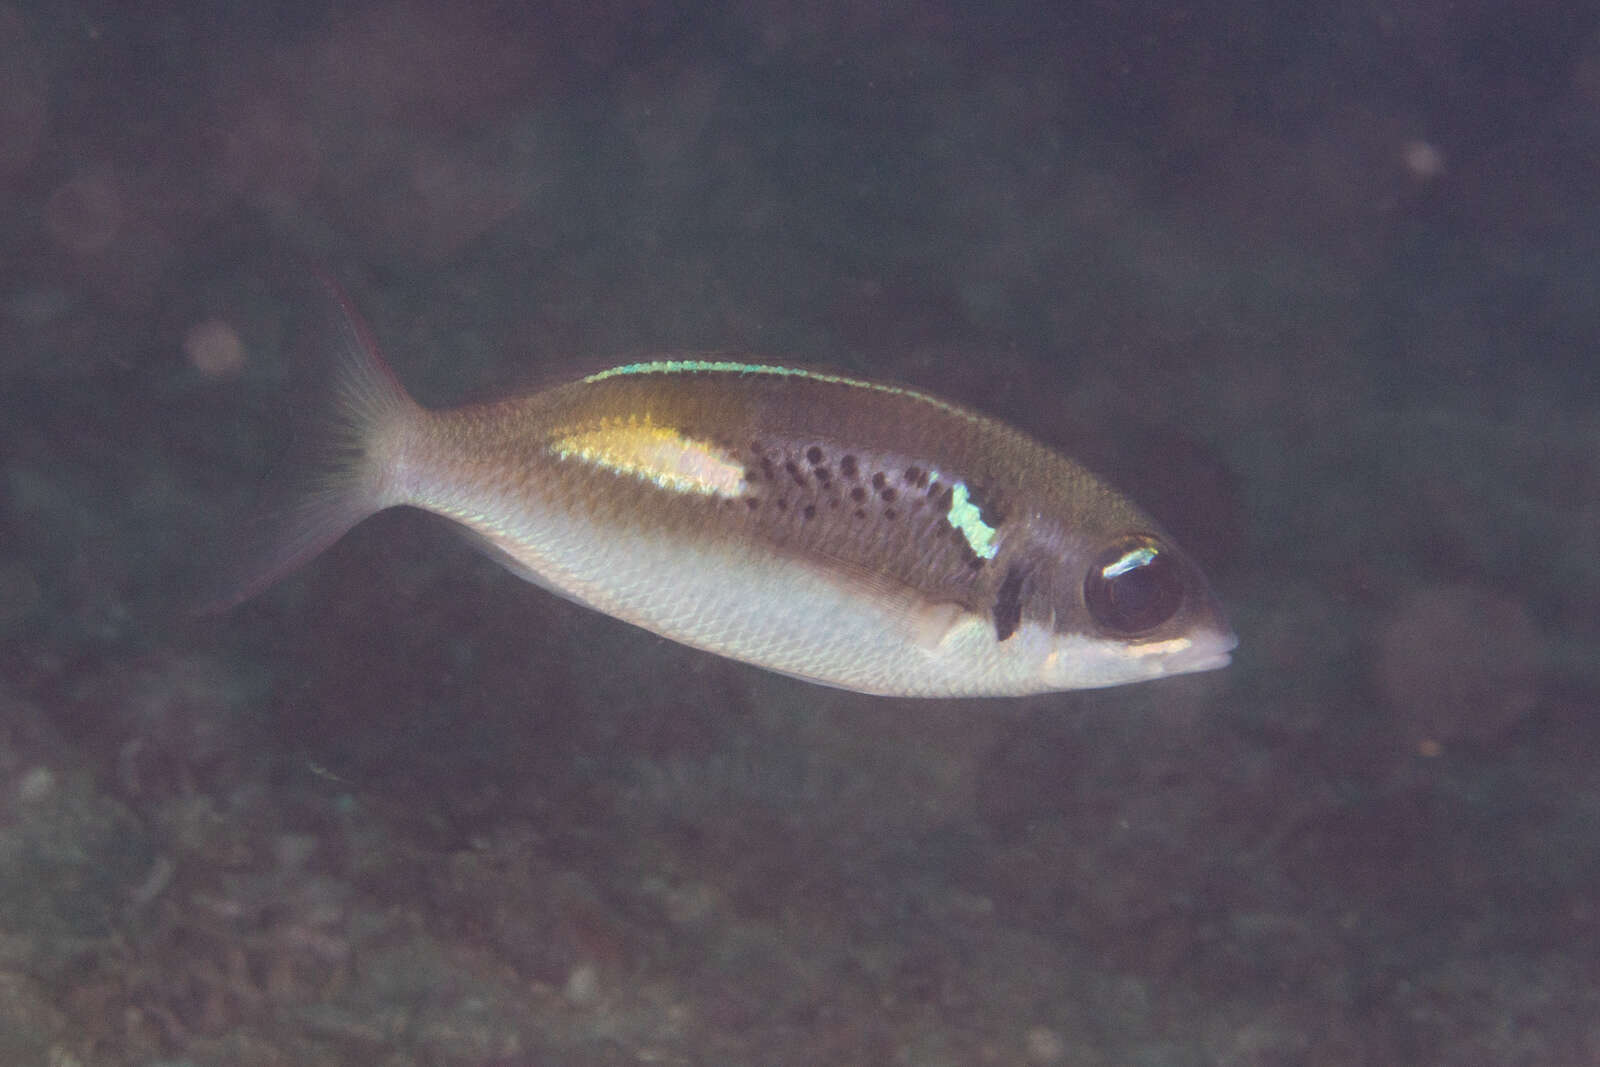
[466,502,1052,698]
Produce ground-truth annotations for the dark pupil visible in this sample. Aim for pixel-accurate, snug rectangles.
[1085,538,1184,634]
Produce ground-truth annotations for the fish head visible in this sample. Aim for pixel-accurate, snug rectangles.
[1033,528,1236,690]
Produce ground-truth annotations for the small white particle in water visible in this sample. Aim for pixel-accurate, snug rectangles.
[564,962,600,1004]
[1024,1025,1066,1063]
[17,765,55,803]
[183,318,247,379]
[1401,140,1445,181]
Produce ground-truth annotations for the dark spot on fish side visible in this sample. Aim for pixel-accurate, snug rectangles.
[850,486,867,503]
[853,507,867,519]
[749,440,765,456]
[884,507,897,520]
[840,454,858,478]
[746,498,760,510]
[880,487,897,503]
[760,457,776,480]
[932,485,953,510]
[993,564,1025,641]
[802,504,816,520]
[968,557,986,570]
[784,459,807,486]
[776,497,788,511]
[927,479,941,498]
[904,465,922,485]
[815,467,832,487]
[871,471,887,491]
[806,445,824,465]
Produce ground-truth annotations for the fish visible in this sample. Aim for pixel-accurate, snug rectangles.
[217,287,1236,697]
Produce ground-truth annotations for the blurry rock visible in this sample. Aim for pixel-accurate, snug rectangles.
[1375,584,1542,750]
[0,756,153,965]
[0,971,68,1065]
[62,652,256,804]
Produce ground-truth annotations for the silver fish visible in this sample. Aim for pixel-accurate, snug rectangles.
[221,290,1235,696]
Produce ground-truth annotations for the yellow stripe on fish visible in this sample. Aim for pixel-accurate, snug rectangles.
[550,416,748,498]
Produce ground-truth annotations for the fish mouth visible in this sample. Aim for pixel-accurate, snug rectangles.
[1157,627,1238,676]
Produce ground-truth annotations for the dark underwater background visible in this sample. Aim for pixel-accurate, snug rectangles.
[3,1,1599,1063]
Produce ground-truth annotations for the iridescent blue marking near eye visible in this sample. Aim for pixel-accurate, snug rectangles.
[1103,543,1158,578]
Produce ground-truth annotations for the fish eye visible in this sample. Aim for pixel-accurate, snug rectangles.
[1084,535,1185,635]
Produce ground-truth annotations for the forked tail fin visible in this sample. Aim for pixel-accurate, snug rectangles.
[193,277,424,614]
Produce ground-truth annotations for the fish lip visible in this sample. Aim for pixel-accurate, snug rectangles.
[1164,627,1238,675]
